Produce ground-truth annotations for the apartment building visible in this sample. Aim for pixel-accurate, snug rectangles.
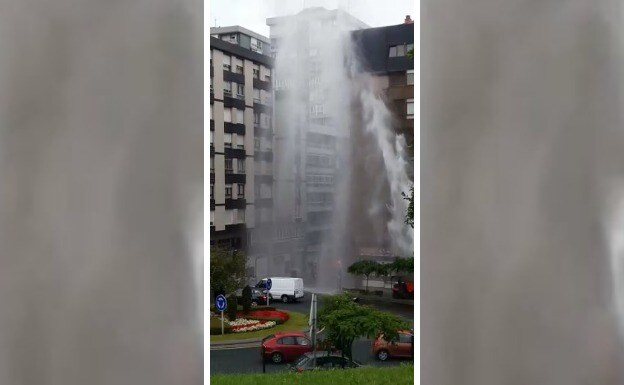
[352,19,415,163]
[210,27,273,252]
[266,8,369,283]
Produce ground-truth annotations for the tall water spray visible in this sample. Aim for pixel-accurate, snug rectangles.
[423,0,624,383]
[0,1,202,384]
[268,7,413,291]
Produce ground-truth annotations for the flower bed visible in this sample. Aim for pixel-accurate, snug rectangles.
[239,309,290,325]
[231,319,276,333]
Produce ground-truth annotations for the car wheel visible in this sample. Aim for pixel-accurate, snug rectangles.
[377,349,389,361]
[271,352,283,364]
[281,295,289,303]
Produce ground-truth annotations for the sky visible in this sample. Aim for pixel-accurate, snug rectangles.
[209,0,414,37]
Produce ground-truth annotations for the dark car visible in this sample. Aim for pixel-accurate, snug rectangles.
[261,331,314,364]
[234,288,273,306]
[290,351,362,372]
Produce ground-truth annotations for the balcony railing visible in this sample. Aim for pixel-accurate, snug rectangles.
[224,89,232,97]
[236,93,245,100]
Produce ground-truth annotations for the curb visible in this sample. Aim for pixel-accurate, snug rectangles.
[210,328,310,350]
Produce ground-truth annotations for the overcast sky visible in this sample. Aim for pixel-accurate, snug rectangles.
[209,0,414,37]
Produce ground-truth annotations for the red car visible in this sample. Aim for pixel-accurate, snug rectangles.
[261,331,313,364]
[372,330,414,361]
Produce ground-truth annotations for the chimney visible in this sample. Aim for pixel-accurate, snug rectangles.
[404,15,413,24]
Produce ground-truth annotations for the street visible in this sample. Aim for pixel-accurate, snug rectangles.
[210,339,412,375]
[210,291,414,374]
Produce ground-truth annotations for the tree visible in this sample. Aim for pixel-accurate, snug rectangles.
[390,257,414,274]
[318,294,409,360]
[241,285,252,314]
[402,186,414,228]
[227,294,238,321]
[210,247,247,300]
[374,262,393,290]
[347,260,380,293]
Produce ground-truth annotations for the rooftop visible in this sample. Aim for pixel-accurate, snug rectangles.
[210,25,270,44]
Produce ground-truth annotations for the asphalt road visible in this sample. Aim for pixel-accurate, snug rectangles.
[210,339,413,375]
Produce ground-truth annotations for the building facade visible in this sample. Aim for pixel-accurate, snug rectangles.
[352,20,415,174]
[209,27,273,253]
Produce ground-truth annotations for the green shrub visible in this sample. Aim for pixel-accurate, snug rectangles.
[242,285,252,314]
[227,295,237,321]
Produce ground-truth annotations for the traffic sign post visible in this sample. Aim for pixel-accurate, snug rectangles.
[215,294,227,335]
[266,278,272,307]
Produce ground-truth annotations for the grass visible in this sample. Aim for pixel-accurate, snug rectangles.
[210,311,309,342]
[211,364,414,385]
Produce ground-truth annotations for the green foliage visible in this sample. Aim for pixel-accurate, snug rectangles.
[227,294,238,321]
[318,294,409,360]
[241,285,252,314]
[210,247,247,299]
[407,49,414,60]
[390,257,414,274]
[347,260,380,292]
[402,186,414,228]
[211,364,414,385]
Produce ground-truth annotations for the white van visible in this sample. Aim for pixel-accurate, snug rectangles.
[256,277,304,303]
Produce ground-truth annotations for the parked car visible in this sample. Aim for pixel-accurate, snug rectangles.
[372,330,414,361]
[256,277,304,303]
[261,331,313,364]
[290,351,362,372]
[234,287,273,306]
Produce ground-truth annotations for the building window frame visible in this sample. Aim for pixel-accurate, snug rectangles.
[407,98,414,119]
[225,158,233,173]
[225,184,233,199]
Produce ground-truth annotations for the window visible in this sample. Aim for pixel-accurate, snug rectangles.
[254,138,260,150]
[223,55,231,71]
[407,70,414,85]
[210,156,214,172]
[399,333,413,344]
[210,184,214,198]
[254,112,260,125]
[223,81,232,97]
[310,104,324,116]
[237,183,245,198]
[296,336,310,346]
[397,44,406,56]
[253,88,260,103]
[407,99,414,118]
[210,131,214,144]
[236,83,245,98]
[225,158,233,173]
[236,209,245,222]
[237,159,245,173]
[253,64,260,79]
[236,64,244,74]
[235,108,244,124]
[224,133,232,148]
[389,46,397,57]
[236,135,244,149]
[278,336,297,345]
[225,184,232,198]
[407,43,414,53]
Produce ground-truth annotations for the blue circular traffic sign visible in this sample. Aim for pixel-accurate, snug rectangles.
[266,278,272,291]
[215,294,227,312]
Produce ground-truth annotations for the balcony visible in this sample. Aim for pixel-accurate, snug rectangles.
[224,147,246,159]
[253,77,271,91]
[223,70,245,84]
[225,173,246,184]
[224,93,245,109]
[225,198,246,210]
[210,119,215,131]
[224,122,245,135]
